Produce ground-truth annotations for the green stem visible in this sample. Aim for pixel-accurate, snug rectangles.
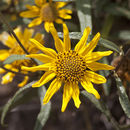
[99,100,120,130]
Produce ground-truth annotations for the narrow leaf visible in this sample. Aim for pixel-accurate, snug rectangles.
[58,32,120,53]
[3,54,29,65]
[100,71,111,96]
[81,90,111,117]
[105,4,130,19]
[1,81,36,126]
[34,86,51,130]
[99,38,120,53]
[76,0,92,33]
[117,30,130,40]
[116,77,130,118]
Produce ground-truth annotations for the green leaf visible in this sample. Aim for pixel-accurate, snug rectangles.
[76,0,92,33]
[99,57,111,96]
[101,15,115,39]
[34,86,51,130]
[81,90,111,117]
[105,4,130,19]
[99,38,120,53]
[116,77,130,118]
[99,70,111,96]
[1,81,36,126]
[3,54,30,65]
[58,32,81,39]
[117,30,130,40]
[58,32,120,53]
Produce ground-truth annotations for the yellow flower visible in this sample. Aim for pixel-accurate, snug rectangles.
[20,0,72,32]
[22,24,115,112]
[0,27,44,87]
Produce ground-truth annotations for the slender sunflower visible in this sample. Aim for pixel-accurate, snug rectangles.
[22,24,115,112]
[20,0,72,32]
[0,27,44,87]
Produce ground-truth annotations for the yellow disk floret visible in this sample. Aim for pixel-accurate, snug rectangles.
[55,50,86,82]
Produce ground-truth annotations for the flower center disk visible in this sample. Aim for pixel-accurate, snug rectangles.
[55,50,87,82]
[40,3,58,22]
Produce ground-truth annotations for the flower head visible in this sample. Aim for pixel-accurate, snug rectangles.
[0,27,44,87]
[20,0,72,32]
[22,24,115,112]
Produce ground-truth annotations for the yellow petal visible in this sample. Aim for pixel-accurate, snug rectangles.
[87,62,115,71]
[26,5,40,10]
[28,17,42,27]
[20,8,39,18]
[61,82,73,112]
[85,70,106,84]
[49,24,64,52]
[81,80,100,99]
[5,35,16,48]
[63,23,71,51]
[44,22,50,33]
[23,28,34,42]
[59,14,72,19]
[33,33,44,45]
[75,27,91,52]
[0,49,9,61]
[1,72,15,84]
[18,76,29,87]
[55,18,64,24]
[26,54,54,63]
[43,78,62,104]
[59,9,72,14]
[32,71,56,87]
[55,2,68,9]
[3,27,21,48]
[21,63,51,72]
[72,83,81,108]
[85,51,113,63]
[0,68,6,74]
[80,32,100,55]
[30,39,57,58]
[59,9,72,19]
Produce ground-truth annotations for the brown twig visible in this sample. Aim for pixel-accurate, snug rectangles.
[106,48,130,79]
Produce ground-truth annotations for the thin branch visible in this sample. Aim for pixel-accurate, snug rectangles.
[0,11,37,64]
[1,66,27,76]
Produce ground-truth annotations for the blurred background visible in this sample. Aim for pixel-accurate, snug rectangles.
[0,0,130,130]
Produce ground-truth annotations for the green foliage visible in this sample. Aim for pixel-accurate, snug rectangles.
[99,57,111,96]
[116,77,130,118]
[3,54,30,65]
[76,0,92,33]
[34,86,51,130]
[1,81,37,126]
[116,30,130,40]
[58,32,120,53]
[81,90,111,118]
[105,4,130,19]
[0,0,130,129]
